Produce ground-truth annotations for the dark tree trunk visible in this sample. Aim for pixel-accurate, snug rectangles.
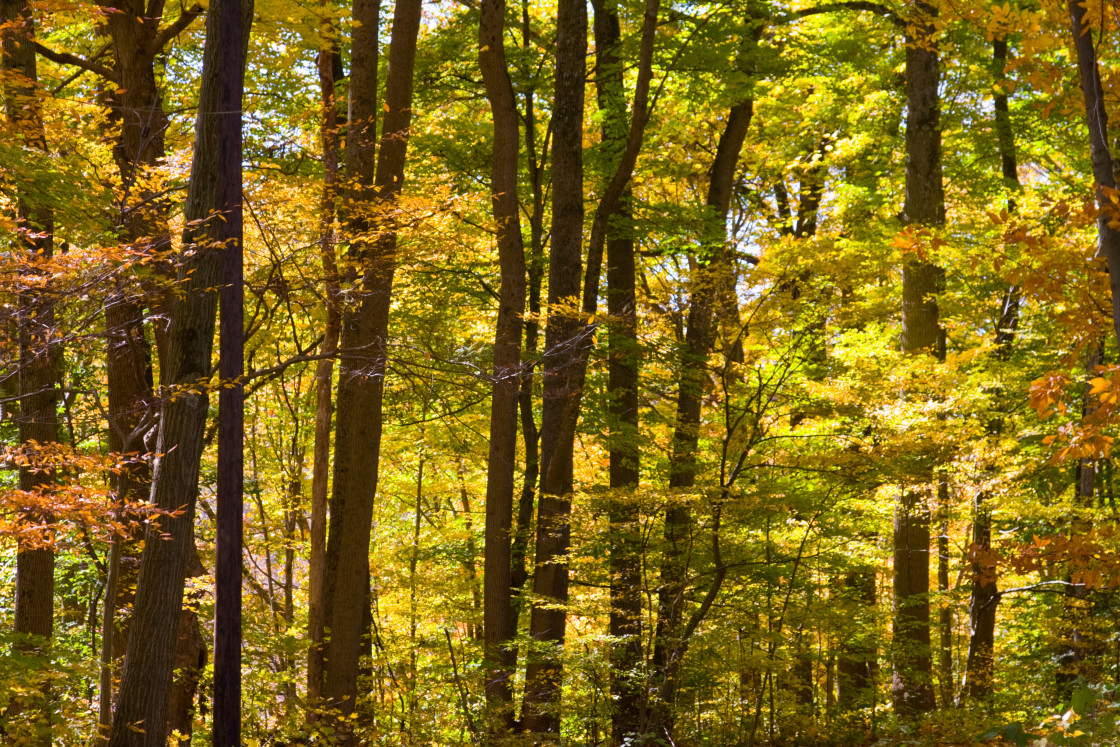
[647,94,754,743]
[478,0,528,732]
[212,0,247,736]
[107,1,253,743]
[1068,0,1120,344]
[892,0,942,717]
[962,36,1021,702]
[2,4,57,742]
[520,0,588,733]
[307,9,344,713]
[522,0,660,733]
[321,0,421,736]
[593,1,643,742]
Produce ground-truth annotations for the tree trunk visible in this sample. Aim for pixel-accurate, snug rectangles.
[593,1,643,741]
[892,0,942,717]
[478,0,528,731]
[212,0,248,735]
[3,4,58,742]
[321,0,422,736]
[1068,0,1120,345]
[107,0,253,743]
[519,0,587,733]
[962,36,1022,702]
[646,93,754,743]
[307,8,344,713]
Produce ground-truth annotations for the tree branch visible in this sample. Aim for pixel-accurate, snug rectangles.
[32,42,119,83]
[147,3,205,57]
[785,2,904,27]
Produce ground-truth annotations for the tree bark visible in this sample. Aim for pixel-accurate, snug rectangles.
[892,0,942,717]
[478,0,528,732]
[321,0,422,736]
[2,4,58,742]
[307,7,344,713]
[962,36,1021,702]
[1068,0,1120,344]
[647,92,754,743]
[519,0,587,734]
[592,1,643,742]
[107,0,253,743]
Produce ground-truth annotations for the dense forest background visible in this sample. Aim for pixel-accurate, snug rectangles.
[3,0,1120,744]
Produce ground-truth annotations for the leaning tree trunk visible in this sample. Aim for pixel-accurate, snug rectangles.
[107,0,253,743]
[320,0,421,738]
[2,3,58,743]
[1069,0,1120,345]
[478,0,528,732]
[646,92,754,744]
[891,0,942,718]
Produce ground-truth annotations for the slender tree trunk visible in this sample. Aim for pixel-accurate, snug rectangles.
[321,0,422,736]
[1068,0,1120,344]
[3,5,57,742]
[647,94,754,743]
[962,36,1021,702]
[936,480,952,706]
[107,1,253,743]
[522,0,660,732]
[478,0,529,733]
[212,0,248,735]
[519,0,587,733]
[892,0,942,717]
[593,2,643,741]
[307,10,344,712]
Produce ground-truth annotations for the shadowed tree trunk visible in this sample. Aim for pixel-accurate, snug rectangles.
[2,3,58,742]
[962,36,1021,702]
[107,0,253,743]
[592,0,643,741]
[647,84,756,746]
[307,9,345,714]
[1068,0,1120,344]
[519,0,586,729]
[478,0,528,732]
[892,0,942,717]
[320,0,422,738]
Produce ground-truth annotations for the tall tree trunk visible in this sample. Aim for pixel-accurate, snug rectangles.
[892,0,942,717]
[478,0,528,732]
[2,4,57,742]
[93,6,203,733]
[521,0,659,733]
[212,0,247,735]
[646,93,754,743]
[307,9,344,713]
[519,0,587,733]
[107,0,253,743]
[962,36,1021,702]
[593,1,642,742]
[321,0,422,736]
[1068,0,1120,344]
